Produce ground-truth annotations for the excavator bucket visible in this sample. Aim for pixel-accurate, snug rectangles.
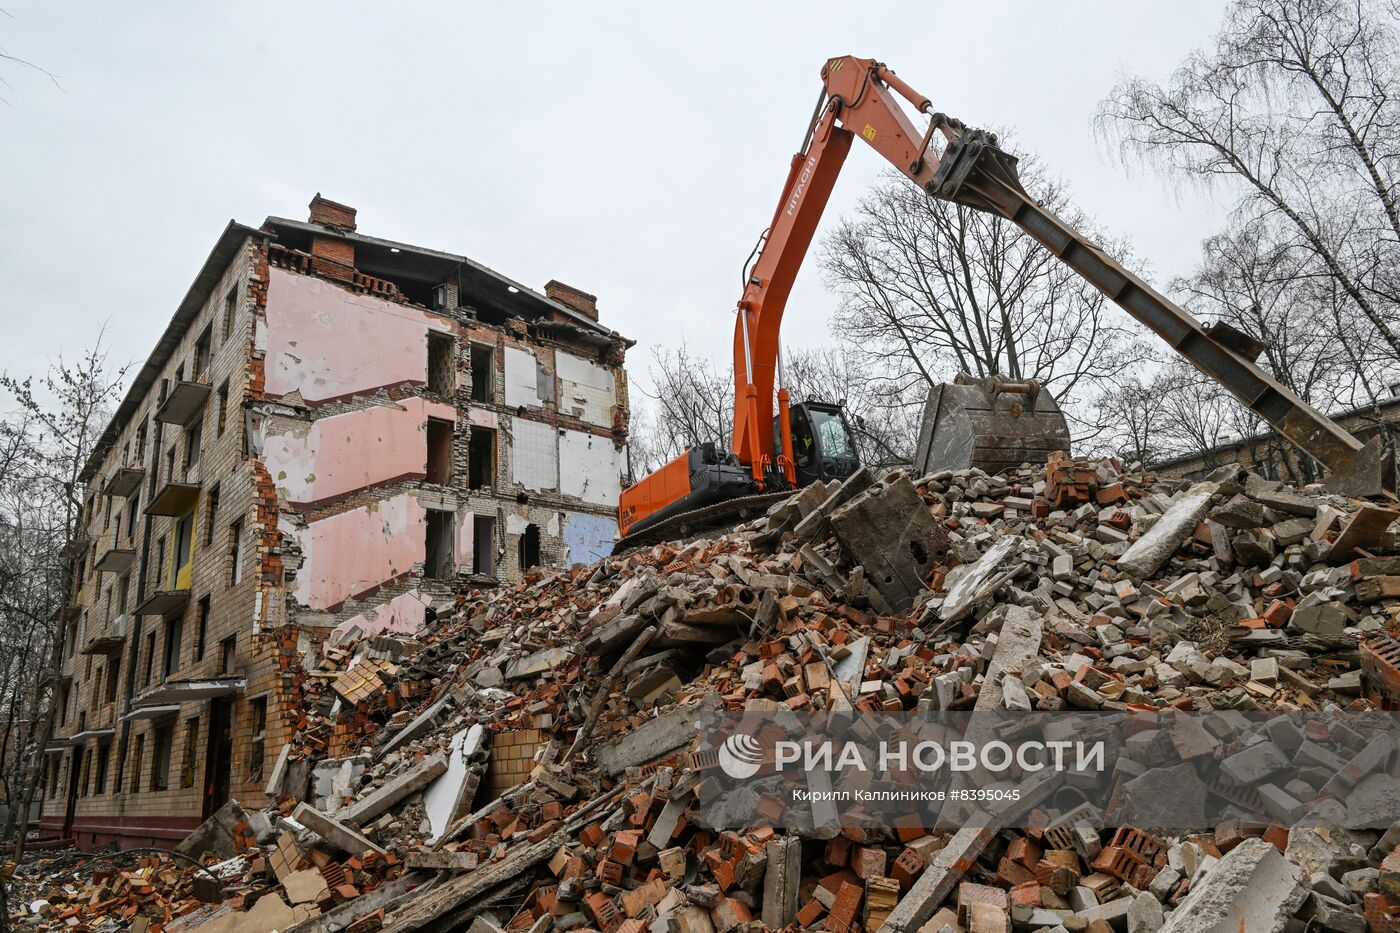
[912,374,1072,476]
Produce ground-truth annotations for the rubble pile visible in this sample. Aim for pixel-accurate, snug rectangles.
[16,456,1400,933]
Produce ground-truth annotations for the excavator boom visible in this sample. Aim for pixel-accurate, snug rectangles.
[618,55,1392,546]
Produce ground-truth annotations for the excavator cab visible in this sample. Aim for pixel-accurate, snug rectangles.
[782,400,861,487]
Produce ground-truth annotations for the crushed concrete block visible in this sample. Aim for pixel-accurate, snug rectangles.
[1117,482,1219,578]
[594,697,717,775]
[830,472,950,611]
[1158,837,1306,933]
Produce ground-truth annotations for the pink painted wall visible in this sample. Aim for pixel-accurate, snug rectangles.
[292,493,425,609]
[264,267,451,402]
[329,589,432,645]
[263,399,455,506]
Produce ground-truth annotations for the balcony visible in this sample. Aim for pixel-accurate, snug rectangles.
[145,480,200,517]
[154,380,211,427]
[81,614,128,654]
[95,546,136,575]
[135,589,188,617]
[104,466,145,498]
[132,676,245,708]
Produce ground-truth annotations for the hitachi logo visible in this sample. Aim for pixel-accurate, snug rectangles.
[784,155,819,217]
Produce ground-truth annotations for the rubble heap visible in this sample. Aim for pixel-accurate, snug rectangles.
[14,456,1400,933]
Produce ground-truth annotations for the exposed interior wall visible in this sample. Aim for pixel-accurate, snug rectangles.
[263,267,451,402]
[563,511,616,565]
[262,398,456,506]
[555,351,617,428]
[559,429,622,506]
[510,417,559,492]
[289,493,426,610]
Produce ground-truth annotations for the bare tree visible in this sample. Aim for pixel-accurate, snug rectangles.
[0,333,128,864]
[627,344,734,478]
[1099,0,1400,378]
[819,150,1151,444]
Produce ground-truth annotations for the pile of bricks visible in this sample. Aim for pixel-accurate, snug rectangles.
[15,457,1400,932]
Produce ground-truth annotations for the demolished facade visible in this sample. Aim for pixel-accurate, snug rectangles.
[18,453,1400,932]
[41,195,631,849]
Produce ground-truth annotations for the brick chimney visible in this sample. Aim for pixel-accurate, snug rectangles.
[544,280,598,321]
[308,194,356,283]
[308,193,357,231]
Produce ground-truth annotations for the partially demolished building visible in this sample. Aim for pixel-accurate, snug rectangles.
[41,195,631,848]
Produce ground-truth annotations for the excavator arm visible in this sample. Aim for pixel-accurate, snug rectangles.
[620,55,1391,544]
[742,54,1393,498]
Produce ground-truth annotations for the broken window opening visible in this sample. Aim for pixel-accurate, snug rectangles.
[205,484,220,547]
[216,381,229,438]
[194,325,212,380]
[131,734,145,793]
[247,697,267,782]
[427,333,455,395]
[219,635,236,674]
[470,343,495,403]
[151,722,173,792]
[143,630,157,685]
[424,509,455,580]
[426,418,454,485]
[222,285,239,344]
[180,717,199,788]
[468,426,496,490]
[194,595,210,662]
[185,417,203,469]
[229,518,244,586]
[95,742,110,795]
[518,523,541,571]
[473,515,496,576]
[162,615,183,680]
[172,510,195,590]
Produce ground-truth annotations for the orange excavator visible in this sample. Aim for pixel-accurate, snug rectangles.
[616,55,1393,548]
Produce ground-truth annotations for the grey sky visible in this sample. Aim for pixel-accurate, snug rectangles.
[1,1,1231,400]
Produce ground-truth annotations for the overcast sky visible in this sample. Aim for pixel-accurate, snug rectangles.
[1,2,1233,402]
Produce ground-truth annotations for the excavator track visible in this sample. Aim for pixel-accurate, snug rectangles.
[612,491,790,555]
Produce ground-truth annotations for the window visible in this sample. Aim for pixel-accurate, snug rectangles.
[425,510,454,579]
[125,491,139,541]
[80,750,91,797]
[216,381,229,438]
[205,484,220,547]
[427,333,454,395]
[116,574,129,617]
[58,684,70,726]
[95,742,110,795]
[247,698,267,782]
[135,421,147,462]
[105,657,119,704]
[153,535,167,590]
[172,511,195,589]
[219,635,236,674]
[469,343,495,403]
[180,718,200,788]
[164,446,176,484]
[194,595,210,662]
[185,418,203,469]
[143,630,157,685]
[162,616,183,680]
[48,754,60,797]
[115,738,128,793]
[151,723,173,791]
[468,427,495,489]
[222,285,239,343]
[473,515,495,576]
[131,734,145,793]
[426,419,453,485]
[194,325,212,379]
[518,523,541,571]
[228,519,244,586]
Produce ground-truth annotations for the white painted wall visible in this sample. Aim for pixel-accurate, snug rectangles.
[556,351,616,428]
[559,429,622,506]
[504,346,542,408]
[510,417,559,492]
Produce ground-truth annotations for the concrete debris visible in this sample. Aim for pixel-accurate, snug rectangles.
[13,456,1400,932]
